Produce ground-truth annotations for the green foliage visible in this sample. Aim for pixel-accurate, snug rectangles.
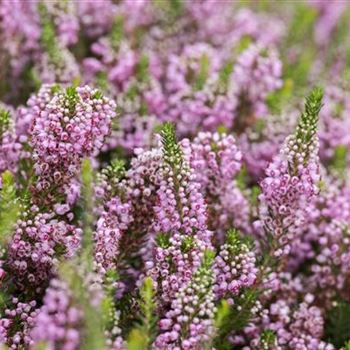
[31,342,48,350]
[236,166,248,191]
[218,61,234,91]
[96,71,109,92]
[325,300,350,348]
[110,16,124,49]
[80,159,95,269]
[153,0,183,18]
[92,90,104,100]
[169,0,183,15]
[194,54,209,91]
[125,84,139,101]
[0,108,11,138]
[104,159,126,182]
[331,144,347,176]
[260,329,277,349]
[250,185,261,207]
[127,277,157,350]
[38,2,61,66]
[136,55,150,83]
[59,262,107,350]
[285,3,317,46]
[214,288,259,350]
[283,3,317,89]
[283,87,324,179]
[160,123,183,169]
[294,86,324,157]
[226,228,240,248]
[97,159,126,200]
[214,299,230,329]
[50,84,62,95]
[18,64,42,101]
[178,249,215,343]
[266,79,294,114]
[201,249,215,268]
[65,86,79,116]
[341,340,350,350]
[60,163,116,350]
[216,124,228,135]
[324,7,350,71]
[299,86,324,138]
[236,35,252,55]
[226,228,253,254]
[181,236,195,253]
[127,329,148,350]
[101,270,120,339]
[155,232,171,248]
[213,230,258,349]
[0,171,20,247]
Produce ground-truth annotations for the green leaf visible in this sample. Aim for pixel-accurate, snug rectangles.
[0,108,11,138]
[80,159,95,269]
[155,232,171,248]
[65,86,79,116]
[203,299,230,350]
[181,236,195,253]
[341,340,350,350]
[0,171,20,247]
[290,86,324,172]
[160,122,183,169]
[127,277,157,350]
[237,35,252,54]
[214,288,259,350]
[266,79,294,114]
[236,166,248,191]
[331,144,347,176]
[59,262,107,350]
[50,84,62,95]
[260,329,276,348]
[92,90,104,100]
[136,55,150,83]
[214,300,230,329]
[96,71,109,92]
[38,2,61,66]
[282,3,317,89]
[218,61,234,90]
[110,16,124,49]
[194,54,209,91]
[325,300,350,347]
[31,342,48,350]
[127,329,147,350]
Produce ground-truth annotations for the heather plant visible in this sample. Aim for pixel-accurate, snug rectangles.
[1,1,350,349]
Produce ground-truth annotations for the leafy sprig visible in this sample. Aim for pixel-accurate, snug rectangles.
[0,108,11,138]
[127,277,157,350]
[160,122,183,170]
[0,171,21,248]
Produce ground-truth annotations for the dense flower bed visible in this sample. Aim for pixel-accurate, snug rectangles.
[1,1,350,349]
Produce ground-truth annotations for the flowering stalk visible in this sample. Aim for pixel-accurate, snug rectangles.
[259,87,324,258]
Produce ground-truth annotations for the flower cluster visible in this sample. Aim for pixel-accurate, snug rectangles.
[156,251,216,350]
[94,197,133,275]
[258,88,323,257]
[186,132,249,233]
[0,298,38,349]
[30,278,83,350]
[0,107,24,174]
[7,209,81,292]
[30,84,116,207]
[233,43,283,120]
[213,229,258,300]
